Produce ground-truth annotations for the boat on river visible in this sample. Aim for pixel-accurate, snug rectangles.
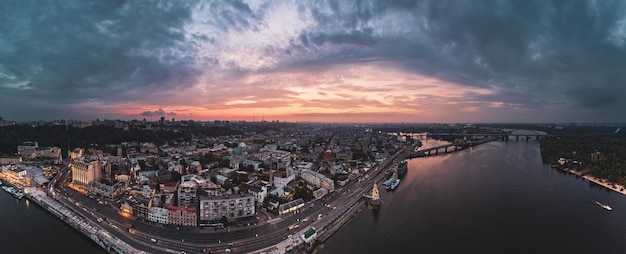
[388,179,400,190]
[2,185,23,200]
[595,201,612,211]
[383,172,398,187]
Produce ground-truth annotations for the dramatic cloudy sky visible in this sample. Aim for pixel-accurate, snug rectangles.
[1,0,626,123]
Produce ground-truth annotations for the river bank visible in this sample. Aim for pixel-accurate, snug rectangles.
[25,188,139,254]
[562,168,626,196]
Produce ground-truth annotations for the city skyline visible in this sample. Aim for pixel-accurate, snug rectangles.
[2,1,626,123]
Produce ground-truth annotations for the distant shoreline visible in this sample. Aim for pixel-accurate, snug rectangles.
[562,167,626,196]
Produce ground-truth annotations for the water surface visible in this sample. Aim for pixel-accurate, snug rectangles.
[320,140,626,253]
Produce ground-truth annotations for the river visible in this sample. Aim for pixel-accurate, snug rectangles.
[319,138,626,253]
[0,186,106,253]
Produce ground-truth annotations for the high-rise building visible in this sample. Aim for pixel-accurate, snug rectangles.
[177,181,198,207]
[71,158,102,186]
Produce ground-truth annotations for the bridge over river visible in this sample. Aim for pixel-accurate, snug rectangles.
[405,130,548,159]
[407,130,548,141]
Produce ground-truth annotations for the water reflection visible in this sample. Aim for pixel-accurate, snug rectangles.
[321,140,626,254]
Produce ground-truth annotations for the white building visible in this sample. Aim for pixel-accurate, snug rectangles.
[148,207,169,224]
[300,170,334,192]
[249,185,268,205]
[273,174,295,189]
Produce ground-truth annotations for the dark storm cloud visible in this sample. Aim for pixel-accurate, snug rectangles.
[2,0,626,122]
[292,0,626,121]
[0,0,197,106]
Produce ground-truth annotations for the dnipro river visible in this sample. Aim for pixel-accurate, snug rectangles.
[0,186,106,253]
[319,138,626,254]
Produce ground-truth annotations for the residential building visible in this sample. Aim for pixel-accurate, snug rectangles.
[198,194,255,223]
[299,169,334,192]
[249,185,268,205]
[88,180,128,199]
[313,188,328,199]
[167,206,197,227]
[132,198,150,220]
[148,207,169,224]
[177,180,198,207]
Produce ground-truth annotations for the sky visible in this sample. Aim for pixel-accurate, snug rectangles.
[1,0,626,123]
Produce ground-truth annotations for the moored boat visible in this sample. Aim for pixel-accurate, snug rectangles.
[2,185,23,199]
[384,172,398,188]
[389,179,400,190]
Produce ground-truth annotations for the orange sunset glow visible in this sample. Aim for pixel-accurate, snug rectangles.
[2,1,625,122]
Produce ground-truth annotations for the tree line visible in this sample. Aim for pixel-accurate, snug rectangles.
[540,126,626,186]
[0,124,241,158]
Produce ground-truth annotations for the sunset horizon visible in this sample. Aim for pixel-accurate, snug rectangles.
[2,1,626,123]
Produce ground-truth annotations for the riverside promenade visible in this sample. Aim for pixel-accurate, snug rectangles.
[563,168,626,196]
[24,188,142,254]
